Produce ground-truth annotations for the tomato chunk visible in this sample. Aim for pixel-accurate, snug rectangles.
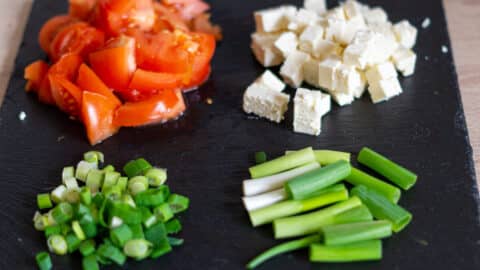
[82,91,120,145]
[24,60,49,93]
[38,15,77,53]
[76,63,121,106]
[69,0,97,20]
[162,0,210,20]
[38,77,55,105]
[89,36,136,91]
[49,53,83,80]
[49,75,83,117]
[114,89,185,127]
[183,32,215,90]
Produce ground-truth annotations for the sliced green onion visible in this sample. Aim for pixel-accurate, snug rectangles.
[63,177,79,190]
[72,220,86,240]
[121,194,136,208]
[51,185,67,203]
[345,167,401,203]
[110,216,123,228]
[34,211,46,231]
[249,147,316,178]
[332,205,373,224]
[140,207,157,228]
[64,189,80,203]
[358,147,417,190]
[165,219,182,234]
[62,166,75,181]
[150,243,172,259]
[249,184,348,227]
[285,160,351,200]
[43,212,57,227]
[97,243,126,265]
[110,224,133,247]
[66,232,82,253]
[37,193,53,209]
[167,236,184,246]
[273,197,362,239]
[154,203,174,222]
[255,151,268,164]
[309,240,382,262]
[84,151,104,163]
[82,254,99,270]
[123,239,153,260]
[145,168,167,186]
[128,176,149,196]
[109,202,142,225]
[287,150,350,165]
[47,234,68,255]
[247,234,320,269]
[123,158,152,178]
[242,189,286,212]
[44,225,62,237]
[79,214,97,238]
[36,252,52,270]
[134,186,170,207]
[102,171,120,191]
[351,185,412,232]
[129,224,144,239]
[116,177,128,192]
[76,161,98,182]
[322,220,392,245]
[86,170,104,194]
[167,194,190,214]
[51,202,73,224]
[145,222,168,248]
[80,187,92,205]
[243,162,320,196]
[79,239,96,256]
[103,185,122,199]
[60,223,71,235]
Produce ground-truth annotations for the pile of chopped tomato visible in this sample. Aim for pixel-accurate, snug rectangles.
[24,0,220,145]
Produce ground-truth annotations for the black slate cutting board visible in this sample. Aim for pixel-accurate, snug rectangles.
[1,0,479,269]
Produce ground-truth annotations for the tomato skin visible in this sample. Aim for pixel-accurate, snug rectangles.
[69,0,97,20]
[76,63,121,106]
[123,69,184,102]
[38,77,55,105]
[38,15,77,53]
[81,91,120,145]
[114,89,185,127]
[49,53,83,80]
[162,0,209,20]
[89,36,136,92]
[49,75,83,117]
[24,60,49,93]
[182,33,215,90]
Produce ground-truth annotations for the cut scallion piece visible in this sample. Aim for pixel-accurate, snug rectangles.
[243,162,320,196]
[247,234,320,269]
[82,254,99,270]
[123,239,153,260]
[102,171,120,191]
[76,161,98,182]
[154,203,174,222]
[128,176,149,196]
[110,224,133,247]
[79,239,96,256]
[242,189,287,212]
[345,167,401,203]
[286,150,351,165]
[255,151,268,164]
[80,187,92,205]
[273,197,362,239]
[358,147,417,190]
[63,177,79,190]
[249,147,316,178]
[51,185,67,203]
[62,166,75,181]
[35,252,52,270]
[66,233,82,253]
[165,219,182,234]
[37,193,53,209]
[134,186,170,207]
[129,224,144,239]
[51,202,73,224]
[145,168,167,187]
[351,185,412,232]
[72,220,86,240]
[44,225,62,237]
[84,151,104,163]
[167,236,184,246]
[167,194,189,214]
[116,177,128,192]
[85,170,104,194]
[322,220,392,245]
[47,234,68,255]
[332,205,373,224]
[309,240,382,262]
[285,160,351,200]
[97,243,126,265]
[123,158,152,178]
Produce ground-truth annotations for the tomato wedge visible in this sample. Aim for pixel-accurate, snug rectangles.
[162,0,209,20]
[89,36,136,91]
[38,15,77,53]
[81,91,120,145]
[152,2,189,32]
[114,89,186,127]
[183,33,215,90]
[49,53,83,80]
[69,0,97,20]
[121,69,184,102]
[49,75,83,117]
[76,63,121,106]
[24,60,49,93]
[38,77,55,105]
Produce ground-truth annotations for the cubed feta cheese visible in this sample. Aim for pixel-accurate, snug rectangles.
[311,39,342,59]
[362,7,388,25]
[393,20,417,49]
[303,58,321,88]
[326,7,347,20]
[280,50,311,87]
[274,32,299,57]
[254,6,297,33]
[343,0,364,20]
[343,15,367,44]
[365,62,397,83]
[251,32,284,67]
[255,70,286,92]
[329,91,355,106]
[299,25,324,53]
[343,41,370,69]
[293,88,331,135]
[335,64,366,96]
[287,8,320,33]
[304,0,327,15]
[343,30,396,68]
[368,22,396,42]
[391,47,417,76]
[368,77,403,103]
[243,82,290,123]
[318,56,342,90]
[325,18,345,43]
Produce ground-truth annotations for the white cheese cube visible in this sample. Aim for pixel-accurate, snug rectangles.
[343,0,364,20]
[287,8,320,33]
[280,50,311,87]
[353,74,367,99]
[365,62,397,83]
[311,39,342,59]
[343,30,396,68]
[393,20,417,49]
[299,25,324,53]
[330,91,355,106]
[343,15,367,44]
[303,58,321,88]
[363,7,388,25]
[304,0,327,15]
[318,56,342,90]
[243,82,290,123]
[255,70,286,92]
[369,22,397,42]
[254,6,297,33]
[293,88,331,136]
[326,7,347,20]
[251,32,283,67]
[335,64,366,96]
[391,47,417,76]
[368,77,403,103]
[325,18,349,44]
[274,32,299,57]
[343,42,370,69]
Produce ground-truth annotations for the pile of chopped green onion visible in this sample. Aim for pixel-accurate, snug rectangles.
[33,151,189,270]
[243,147,416,269]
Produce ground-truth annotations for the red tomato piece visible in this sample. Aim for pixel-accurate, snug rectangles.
[49,75,83,117]
[24,60,49,93]
[38,77,55,105]
[122,69,184,102]
[38,15,77,53]
[183,32,215,90]
[76,63,121,106]
[49,53,83,80]
[191,13,223,41]
[152,2,189,32]
[81,91,120,145]
[89,36,136,91]
[69,0,97,20]
[114,89,186,127]
[162,0,209,20]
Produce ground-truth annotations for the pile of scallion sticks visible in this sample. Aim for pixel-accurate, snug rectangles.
[33,152,189,270]
[243,147,417,269]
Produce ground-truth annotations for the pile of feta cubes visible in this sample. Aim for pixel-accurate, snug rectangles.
[243,0,418,136]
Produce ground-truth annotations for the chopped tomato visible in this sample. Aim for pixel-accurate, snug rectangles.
[183,32,215,90]
[184,64,210,91]
[38,15,77,53]
[69,0,97,20]
[162,0,209,21]
[76,64,121,106]
[24,60,49,93]
[114,89,186,127]
[81,91,119,145]
[191,13,223,41]
[49,75,83,117]
[152,2,188,32]
[49,53,83,80]
[89,36,136,91]
[122,69,184,102]
[38,77,55,105]
[49,22,105,62]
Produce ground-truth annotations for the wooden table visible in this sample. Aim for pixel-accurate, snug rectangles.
[0,0,478,184]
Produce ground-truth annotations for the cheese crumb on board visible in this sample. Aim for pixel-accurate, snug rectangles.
[243,82,290,123]
[18,111,27,121]
[255,70,286,92]
[421,17,431,29]
[441,45,449,53]
[293,88,331,136]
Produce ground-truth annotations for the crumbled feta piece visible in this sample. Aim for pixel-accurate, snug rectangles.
[311,39,342,59]
[318,56,342,90]
[299,25,324,53]
[368,22,396,42]
[422,17,431,29]
[343,15,367,44]
[303,58,321,88]
[293,88,331,135]
[325,18,346,43]
[255,70,286,92]
[330,91,355,106]
[391,47,417,76]
[304,0,327,15]
[343,0,364,20]
[251,32,283,67]
[280,50,311,87]
[335,64,365,96]
[343,40,370,69]
[254,6,297,33]
[274,32,299,57]
[18,111,27,121]
[441,45,449,53]
[287,8,320,33]
[243,82,290,123]
[326,6,347,20]
[362,7,388,25]
[368,77,403,103]
[365,62,397,83]
[393,20,417,49]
